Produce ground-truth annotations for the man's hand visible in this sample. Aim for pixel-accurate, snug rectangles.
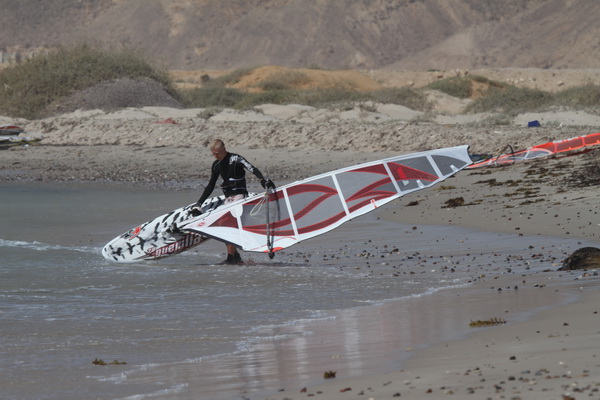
[189,204,203,217]
[261,179,276,191]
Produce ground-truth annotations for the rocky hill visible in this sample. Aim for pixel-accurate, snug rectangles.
[1,0,600,70]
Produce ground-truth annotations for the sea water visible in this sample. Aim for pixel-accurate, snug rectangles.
[1,182,596,400]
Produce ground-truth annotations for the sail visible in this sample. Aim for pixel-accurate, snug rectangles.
[468,132,600,169]
[180,145,471,254]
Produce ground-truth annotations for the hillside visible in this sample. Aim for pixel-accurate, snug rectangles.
[1,0,600,70]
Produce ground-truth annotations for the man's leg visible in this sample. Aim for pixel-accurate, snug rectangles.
[227,244,236,256]
[222,194,245,264]
[227,244,243,264]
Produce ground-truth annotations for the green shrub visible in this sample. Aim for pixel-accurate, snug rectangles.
[233,90,299,109]
[180,86,247,108]
[179,68,254,108]
[0,44,175,119]
[6,51,597,122]
[206,68,254,87]
[179,80,430,112]
[426,76,474,99]
[369,87,431,111]
[465,86,554,115]
[257,70,311,91]
[426,75,508,99]
[293,88,364,107]
[553,84,600,113]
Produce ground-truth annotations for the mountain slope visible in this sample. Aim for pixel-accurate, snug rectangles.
[1,0,599,70]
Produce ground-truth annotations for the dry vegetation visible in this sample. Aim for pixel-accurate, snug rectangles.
[2,45,600,121]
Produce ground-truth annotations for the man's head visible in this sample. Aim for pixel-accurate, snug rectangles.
[211,139,227,160]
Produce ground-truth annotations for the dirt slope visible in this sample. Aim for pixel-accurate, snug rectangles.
[1,0,600,70]
[171,66,600,94]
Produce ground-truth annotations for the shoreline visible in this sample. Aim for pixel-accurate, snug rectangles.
[4,142,598,244]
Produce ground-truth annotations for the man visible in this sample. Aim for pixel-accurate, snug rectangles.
[193,139,275,265]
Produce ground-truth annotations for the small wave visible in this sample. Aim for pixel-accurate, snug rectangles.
[76,285,120,292]
[244,312,336,336]
[92,363,160,384]
[377,280,473,306]
[115,383,189,400]
[0,238,96,253]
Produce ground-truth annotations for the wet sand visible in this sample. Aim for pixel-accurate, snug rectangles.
[272,281,600,400]
[91,213,598,400]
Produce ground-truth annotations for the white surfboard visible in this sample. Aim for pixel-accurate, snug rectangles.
[102,195,229,262]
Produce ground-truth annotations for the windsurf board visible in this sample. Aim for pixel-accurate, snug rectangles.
[102,195,232,262]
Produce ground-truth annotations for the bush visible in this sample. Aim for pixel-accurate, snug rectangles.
[465,86,554,115]
[180,86,247,108]
[257,70,311,91]
[426,76,474,99]
[426,75,509,99]
[553,84,600,114]
[369,87,431,111]
[179,69,430,112]
[0,44,176,119]
[5,51,596,121]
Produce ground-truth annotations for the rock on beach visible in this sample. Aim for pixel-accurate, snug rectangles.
[559,247,600,270]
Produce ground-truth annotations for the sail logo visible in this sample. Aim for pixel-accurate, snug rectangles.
[124,226,141,240]
[146,234,204,257]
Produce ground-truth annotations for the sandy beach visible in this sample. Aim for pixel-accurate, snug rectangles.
[273,281,600,400]
[2,97,600,399]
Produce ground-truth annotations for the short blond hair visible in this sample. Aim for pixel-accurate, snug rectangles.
[211,139,225,151]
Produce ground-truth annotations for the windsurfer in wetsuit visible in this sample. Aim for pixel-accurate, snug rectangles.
[193,139,275,265]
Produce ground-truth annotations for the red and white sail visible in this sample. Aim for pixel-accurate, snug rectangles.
[180,145,472,254]
[468,132,600,169]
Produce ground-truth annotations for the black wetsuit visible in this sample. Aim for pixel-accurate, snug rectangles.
[197,152,266,204]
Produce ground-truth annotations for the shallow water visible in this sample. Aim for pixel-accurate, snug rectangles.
[1,182,595,400]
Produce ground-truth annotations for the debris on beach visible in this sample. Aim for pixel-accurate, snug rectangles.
[92,358,127,366]
[469,317,507,327]
[443,197,465,208]
[565,159,600,187]
[323,370,337,379]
